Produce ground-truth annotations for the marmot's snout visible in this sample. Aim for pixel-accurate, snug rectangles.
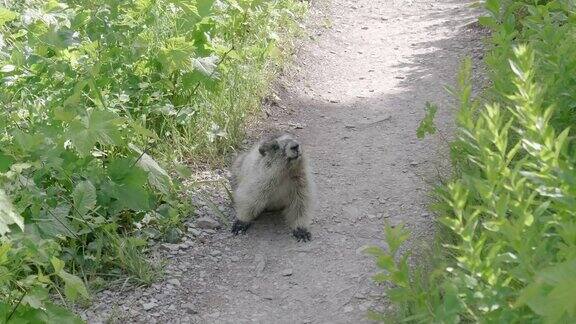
[286,140,301,161]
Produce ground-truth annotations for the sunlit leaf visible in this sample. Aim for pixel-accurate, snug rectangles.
[0,189,24,236]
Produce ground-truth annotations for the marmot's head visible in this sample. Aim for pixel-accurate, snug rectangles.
[258,133,303,165]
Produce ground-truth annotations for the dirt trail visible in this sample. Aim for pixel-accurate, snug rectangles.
[82,0,484,323]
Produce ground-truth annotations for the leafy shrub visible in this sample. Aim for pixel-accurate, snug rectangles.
[0,0,305,321]
[367,0,576,322]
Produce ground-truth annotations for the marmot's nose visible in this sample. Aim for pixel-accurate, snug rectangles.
[290,143,300,152]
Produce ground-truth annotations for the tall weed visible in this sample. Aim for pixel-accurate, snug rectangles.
[367,0,576,322]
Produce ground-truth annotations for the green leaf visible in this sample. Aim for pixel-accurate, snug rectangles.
[51,256,65,274]
[376,254,396,272]
[478,16,498,29]
[416,102,438,139]
[37,204,78,239]
[197,0,215,17]
[43,302,84,324]
[68,110,124,156]
[384,223,410,256]
[106,162,152,212]
[192,55,220,78]
[0,189,24,236]
[129,144,172,195]
[158,37,195,72]
[518,260,576,322]
[58,270,90,302]
[73,180,97,216]
[0,7,18,26]
[485,0,500,17]
[363,245,385,257]
[0,151,14,172]
[22,287,49,309]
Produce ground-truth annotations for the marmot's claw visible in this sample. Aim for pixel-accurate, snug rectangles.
[293,227,312,242]
[231,220,251,235]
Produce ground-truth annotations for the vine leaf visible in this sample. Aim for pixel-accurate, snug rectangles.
[72,180,97,217]
[0,189,24,236]
[68,110,124,156]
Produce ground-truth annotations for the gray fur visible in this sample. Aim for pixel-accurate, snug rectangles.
[230,133,314,240]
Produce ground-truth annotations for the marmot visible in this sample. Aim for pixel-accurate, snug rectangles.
[230,132,314,241]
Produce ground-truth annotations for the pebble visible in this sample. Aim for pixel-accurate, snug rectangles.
[255,254,266,276]
[230,256,240,262]
[195,216,220,229]
[143,302,157,311]
[167,278,181,286]
[210,250,222,257]
[281,268,293,276]
[181,302,198,314]
[354,293,367,299]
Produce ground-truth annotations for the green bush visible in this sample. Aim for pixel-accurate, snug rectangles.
[0,0,304,321]
[367,0,576,322]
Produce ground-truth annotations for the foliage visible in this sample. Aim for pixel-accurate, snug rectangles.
[416,102,438,139]
[0,0,305,321]
[367,0,576,322]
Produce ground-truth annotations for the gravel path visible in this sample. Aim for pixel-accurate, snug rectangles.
[81,0,485,323]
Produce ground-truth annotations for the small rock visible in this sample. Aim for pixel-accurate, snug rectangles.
[354,293,367,299]
[195,216,220,229]
[395,76,405,79]
[262,294,273,300]
[409,161,419,166]
[210,250,222,257]
[344,124,356,129]
[255,254,266,276]
[281,268,293,276]
[361,26,369,30]
[167,278,181,286]
[181,302,198,314]
[288,122,306,129]
[230,256,240,262]
[160,243,180,252]
[143,302,157,311]
[344,305,354,313]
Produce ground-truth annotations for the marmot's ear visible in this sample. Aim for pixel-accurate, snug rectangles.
[259,140,278,156]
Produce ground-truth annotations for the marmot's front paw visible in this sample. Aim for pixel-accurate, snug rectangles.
[292,227,312,242]
[231,220,251,235]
